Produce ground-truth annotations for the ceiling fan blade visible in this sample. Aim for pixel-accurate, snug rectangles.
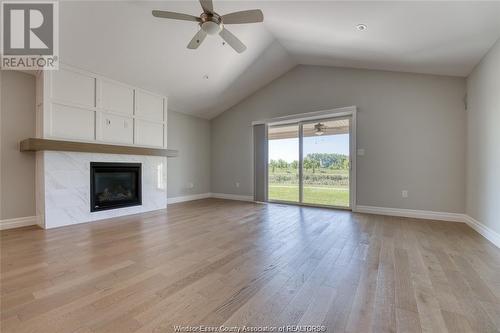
[199,0,214,13]
[152,10,200,22]
[187,29,207,49]
[222,9,264,24]
[219,28,247,53]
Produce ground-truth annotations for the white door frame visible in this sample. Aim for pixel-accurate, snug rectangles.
[255,106,357,210]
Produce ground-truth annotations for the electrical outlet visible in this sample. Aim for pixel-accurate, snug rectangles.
[357,149,365,156]
[187,182,194,189]
[402,190,408,198]
[235,182,240,188]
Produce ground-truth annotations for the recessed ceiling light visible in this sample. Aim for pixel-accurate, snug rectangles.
[356,24,367,31]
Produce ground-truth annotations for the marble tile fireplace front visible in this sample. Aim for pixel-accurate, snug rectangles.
[36,151,167,229]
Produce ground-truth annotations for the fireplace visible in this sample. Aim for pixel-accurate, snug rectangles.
[90,162,142,212]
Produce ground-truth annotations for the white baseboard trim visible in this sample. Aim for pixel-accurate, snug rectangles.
[167,193,212,204]
[354,205,466,223]
[0,216,38,230]
[464,215,500,248]
[167,193,254,204]
[348,206,499,248]
[211,193,254,202]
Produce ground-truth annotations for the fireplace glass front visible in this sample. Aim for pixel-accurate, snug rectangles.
[90,162,142,212]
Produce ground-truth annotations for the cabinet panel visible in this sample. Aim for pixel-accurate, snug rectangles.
[51,104,95,141]
[135,120,164,147]
[101,113,133,145]
[51,68,95,107]
[36,72,44,106]
[101,80,134,115]
[135,91,163,121]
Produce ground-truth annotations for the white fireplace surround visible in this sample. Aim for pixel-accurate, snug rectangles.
[31,64,170,229]
[37,151,167,229]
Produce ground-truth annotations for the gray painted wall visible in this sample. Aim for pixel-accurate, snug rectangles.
[0,71,36,220]
[466,38,500,234]
[211,65,466,213]
[167,111,211,198]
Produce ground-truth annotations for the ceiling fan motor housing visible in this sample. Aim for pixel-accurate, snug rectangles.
[200,13,223,35]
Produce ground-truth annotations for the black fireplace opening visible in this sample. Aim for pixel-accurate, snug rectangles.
[90,162,142,212]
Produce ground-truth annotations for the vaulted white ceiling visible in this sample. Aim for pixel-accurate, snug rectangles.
[59,1,500,119]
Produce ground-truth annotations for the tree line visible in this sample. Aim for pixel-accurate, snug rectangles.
[269,153,349,173]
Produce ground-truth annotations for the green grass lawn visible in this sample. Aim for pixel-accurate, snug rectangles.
[269,184,349,207]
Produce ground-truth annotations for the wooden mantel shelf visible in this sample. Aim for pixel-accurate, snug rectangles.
[20,138,179,157]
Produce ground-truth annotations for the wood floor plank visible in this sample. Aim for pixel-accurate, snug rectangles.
[371,222,397,333]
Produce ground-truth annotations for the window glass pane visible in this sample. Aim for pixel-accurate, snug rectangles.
[268,124,299,203]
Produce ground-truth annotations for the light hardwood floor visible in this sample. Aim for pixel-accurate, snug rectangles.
[1,199,499,333]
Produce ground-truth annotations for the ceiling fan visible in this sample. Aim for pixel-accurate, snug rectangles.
[152,0,263,53]
[314,123,327,135]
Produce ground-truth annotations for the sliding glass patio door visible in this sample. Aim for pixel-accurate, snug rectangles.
[267,117,351,209]
[301,118,350,208]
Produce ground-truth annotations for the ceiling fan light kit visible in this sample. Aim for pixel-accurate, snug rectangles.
[202,20,222,35]
[152,0,264,53]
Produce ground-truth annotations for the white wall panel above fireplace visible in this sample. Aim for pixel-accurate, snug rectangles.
[135,120,164,148]
[135,90,164,122]
[100,79,134,115]
[51,104,95,141]
[51,67,96,107]
[100,112,133,145]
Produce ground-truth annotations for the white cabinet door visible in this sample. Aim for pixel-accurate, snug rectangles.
[101,113,133,144]
[135,120,164,147]
[135,90,164,121]
[100,80,134,115]
[51,68,95,107]
[51,104,95,141]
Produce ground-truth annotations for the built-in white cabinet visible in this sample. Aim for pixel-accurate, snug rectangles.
[135,90,164,122]
[51,104,95,141]
[100,112,133,144]
[51,68,95,107]
[37,64,168,148]
[100,80,134,115]
[135,120,164,147]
